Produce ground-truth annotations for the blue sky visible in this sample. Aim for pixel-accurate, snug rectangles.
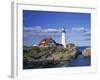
[23,10,91,47]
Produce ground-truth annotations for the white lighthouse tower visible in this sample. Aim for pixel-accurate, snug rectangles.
[61,27,66,48]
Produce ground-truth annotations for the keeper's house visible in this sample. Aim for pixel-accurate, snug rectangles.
[39,38,63,48]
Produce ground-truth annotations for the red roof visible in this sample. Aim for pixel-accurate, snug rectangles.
[39,38,56,46]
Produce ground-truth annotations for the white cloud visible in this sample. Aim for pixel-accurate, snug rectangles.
[71,27,86,32]
[24,26,42,32]
[24,27,34,31]
[24,26,90,38]
[24,26,61,32]
[85,31,91,34]
[83,37,91,41]
[83,31,91,36]
[24,26,62,37]
[43,28,61,32]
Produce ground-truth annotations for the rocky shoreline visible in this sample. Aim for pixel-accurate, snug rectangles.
[23,44,91,69]
[82,48,91,57]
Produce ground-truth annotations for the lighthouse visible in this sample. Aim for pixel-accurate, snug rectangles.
[61,27,66,48]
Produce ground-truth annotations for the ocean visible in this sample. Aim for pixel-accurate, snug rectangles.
[63,46,91,67]
[77,46,90,52]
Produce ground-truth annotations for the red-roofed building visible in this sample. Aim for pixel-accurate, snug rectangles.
[39,38,56,47]
[39,38,63,47]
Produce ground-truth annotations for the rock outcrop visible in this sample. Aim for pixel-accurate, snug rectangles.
[66,43,80,58]
[82,48,91,57]
[23,44,84,69]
